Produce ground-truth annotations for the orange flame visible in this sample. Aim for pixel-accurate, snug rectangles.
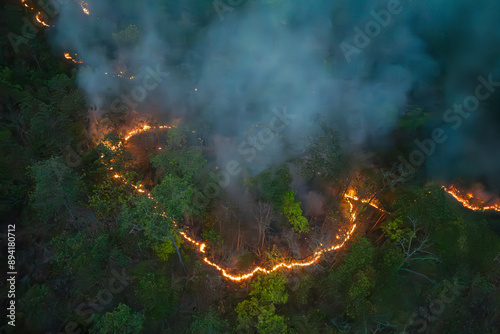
[20,0,32,9]
[123,125,172,141]
[36,12,50,27]
[77,0,90,15]
[100,125,500,281]
[180,231,206,254]
[64,53,84,64]
[344,190,387,213]
[99,123,384,281]
[444,185,500,213]
[196,224,357,281]
[179,190,365,281]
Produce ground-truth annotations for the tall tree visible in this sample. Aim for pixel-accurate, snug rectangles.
[28,156,82,222]
[90,303,144,334]
[282,191,309,233]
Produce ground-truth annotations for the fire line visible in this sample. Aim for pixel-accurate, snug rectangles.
[443,185,500,213]
[101,125,499,281]
[99,124,383,281]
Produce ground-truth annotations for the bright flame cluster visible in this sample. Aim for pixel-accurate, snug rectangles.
[124,125,172,141]
[77,0,90,15]
[180,232,206,253]
[444,185,500,213]
[103,124,172,198]
[344,190,388,213]
[36,12,50,27]
[64,53,84,64]
[113,173,148,194]
[20,0,31,8]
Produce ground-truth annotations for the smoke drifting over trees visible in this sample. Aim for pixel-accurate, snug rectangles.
[48,0,500,189]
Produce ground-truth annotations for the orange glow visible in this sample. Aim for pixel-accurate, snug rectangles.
[124,124,172,142]
[178,189,365,281]
[180,231,207,254]
[99,123,383,281]
[444,185,500,213]
[102,126,500,281]
[200,224,357,281]
[344,190,387,213]
[20,0,31,8]
[64,53,83,64]
[36,12,50,27]
[102,124,172,155]
[78,0,90,15]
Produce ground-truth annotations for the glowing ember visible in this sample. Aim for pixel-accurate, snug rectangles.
[20,0,31,8]
[36,12,50,27]
[64,53,83,64]
[180,231,206,254]
[77,0,90,15]
[444,185,500,213]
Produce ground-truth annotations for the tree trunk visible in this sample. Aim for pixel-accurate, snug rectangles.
[169,235,187,275]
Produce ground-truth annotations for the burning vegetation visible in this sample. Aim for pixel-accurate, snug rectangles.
[97,123,498,283]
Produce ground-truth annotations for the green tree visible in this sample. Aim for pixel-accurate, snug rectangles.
[246,165,291,209]
[0,127,28,215]
[90,303,144,334]
[152,174,194,220]
[50,232,110,276]
[250,272,288,304]
[255,313,288,334]
[154,233,183,261]
[134,273,177,320]
[89,172,137,220]
[326,237,377,320]
[28,156,82,222]
[282,191,309,233]
[119,196,186,272]
[187,309,230,334]
[18,284,55,331]
[151,146,206,180]
[24,100,73,158]
[235,273,289,333]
